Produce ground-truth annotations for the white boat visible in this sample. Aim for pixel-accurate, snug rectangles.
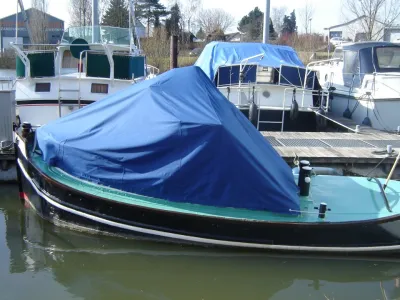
[10,25,158,127]
[194,42,329,132]
[309,42,400,132]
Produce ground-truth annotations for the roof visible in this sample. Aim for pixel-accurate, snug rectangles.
[194,42,304,80]
[36,66,299,214]
[340,41,400,51]
[0,8,64,23]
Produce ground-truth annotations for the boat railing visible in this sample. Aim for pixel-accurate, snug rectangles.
[0,78,15,91]
[303,58,342,91]
[146,64,160,76]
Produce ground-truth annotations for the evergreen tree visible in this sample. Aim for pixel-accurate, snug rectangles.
[238,7,263,41]
[281,10,297,35]
[290,10,297,33]
[237,7,276,41]
[136,0,168,36]
[196,27,205,40]
[102,0,129,28]
[269,19,277,39]
[165,3,181,37]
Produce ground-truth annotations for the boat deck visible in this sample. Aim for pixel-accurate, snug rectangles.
[31,154,400,224]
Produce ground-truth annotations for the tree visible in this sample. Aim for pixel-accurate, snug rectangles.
[165,3,182,37]
[197,8,234,36]
[136,0,168,37]
[237,7,263,41]
[180,0,202,34]
[102,0,129,28]
[196,27,205,40]
[271,6,287,36]
[343,0,400,40]
[69,0,92,27]
[238,7,277,41]
[299,0,314,34]
[30,0,48,44]
[281,10,297,35]
[269,19,277,40]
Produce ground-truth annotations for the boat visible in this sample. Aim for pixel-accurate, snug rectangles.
[310,41,400,132]
[14,65,400,255]
[10,25,158,127]
[194,42,328,131]
[10,0,158,128]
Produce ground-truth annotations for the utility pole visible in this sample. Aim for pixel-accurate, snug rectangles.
[262,0,271,43]
[15,1,18,43]
[92,0,100,43]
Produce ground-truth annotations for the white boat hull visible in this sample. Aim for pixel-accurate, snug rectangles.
[330,92,400,131]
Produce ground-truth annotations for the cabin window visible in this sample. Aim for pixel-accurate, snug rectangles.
[91,83,108,94]
[332,48,343,61]
[343,50,360,87]
[35,83,51,92]
[376,47,400,70]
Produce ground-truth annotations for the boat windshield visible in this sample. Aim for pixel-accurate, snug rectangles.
[61,26,130,45]
[332,48,343,61]
[376,47,400,70]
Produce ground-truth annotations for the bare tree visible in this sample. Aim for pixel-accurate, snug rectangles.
[343,0,400,40]
[30,0,49,44]
[69,0,92,26]
[299,0,314,34]
[197,8,234,36]
[69,0,110,27]
[181,0,202,33]
[271,6,287,36]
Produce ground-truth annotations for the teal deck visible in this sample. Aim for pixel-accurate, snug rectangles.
[32,154,400,223]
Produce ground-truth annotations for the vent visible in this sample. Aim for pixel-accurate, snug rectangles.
[91,83,108,94]
[35,83,51,92]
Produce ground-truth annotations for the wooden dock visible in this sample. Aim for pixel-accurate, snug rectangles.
[261,112,400,178]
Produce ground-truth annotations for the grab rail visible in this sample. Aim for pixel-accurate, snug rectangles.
[368,177,392,212]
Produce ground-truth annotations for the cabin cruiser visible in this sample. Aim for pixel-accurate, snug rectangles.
[310,41,400,132]
[194,42,327,131]
[10,25,158,127]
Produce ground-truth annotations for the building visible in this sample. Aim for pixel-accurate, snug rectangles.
[225,32,242,42]
[383,26,400,43]
[0,8,64,51]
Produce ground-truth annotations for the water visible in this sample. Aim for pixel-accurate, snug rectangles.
[2,183,400,300]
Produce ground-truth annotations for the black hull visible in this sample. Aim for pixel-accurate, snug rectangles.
[240,109,317,132]
[16,147,400,255]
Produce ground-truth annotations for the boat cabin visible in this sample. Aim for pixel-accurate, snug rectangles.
[321,41,400,89]
[14,26,150,81]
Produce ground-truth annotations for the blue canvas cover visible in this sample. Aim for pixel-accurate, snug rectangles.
[36,66,299,214]
[195,41,305,80]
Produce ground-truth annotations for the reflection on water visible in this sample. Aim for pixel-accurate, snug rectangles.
[2,183,400,300]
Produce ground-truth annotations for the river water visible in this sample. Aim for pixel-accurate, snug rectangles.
[2,184,400,300]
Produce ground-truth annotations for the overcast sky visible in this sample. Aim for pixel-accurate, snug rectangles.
[1,0,342,35]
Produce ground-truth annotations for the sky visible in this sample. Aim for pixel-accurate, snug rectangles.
[1,0,343,35]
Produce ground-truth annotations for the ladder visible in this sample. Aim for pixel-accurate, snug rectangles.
[57,76,82,118]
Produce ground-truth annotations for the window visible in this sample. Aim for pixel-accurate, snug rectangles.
[376,47,400,69]
[91,83,108,94]
[343,51,359,74]
[35,83,51,92]
[332,48,343,60]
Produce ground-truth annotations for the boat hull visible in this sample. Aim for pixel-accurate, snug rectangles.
[330,92,400,132]
[15,147,400,255]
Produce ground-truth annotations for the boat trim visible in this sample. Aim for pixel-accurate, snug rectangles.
[17,158,400,253]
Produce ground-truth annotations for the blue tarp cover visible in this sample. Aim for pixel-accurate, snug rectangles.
[194,41,305,80]
[36,66,299,213]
